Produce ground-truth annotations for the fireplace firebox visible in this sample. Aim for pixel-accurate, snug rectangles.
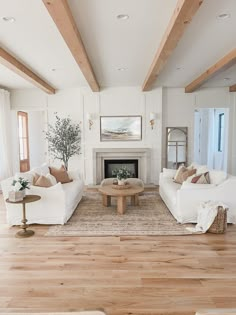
[104,159,138,178]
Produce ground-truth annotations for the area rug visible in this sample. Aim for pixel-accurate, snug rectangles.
[46,191,194,236]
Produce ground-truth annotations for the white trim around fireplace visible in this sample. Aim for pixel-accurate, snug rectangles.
[93,148,151,184]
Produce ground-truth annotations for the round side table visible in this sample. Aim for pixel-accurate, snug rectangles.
[6,194,41,238]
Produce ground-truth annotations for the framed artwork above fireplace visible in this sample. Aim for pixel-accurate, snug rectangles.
[100,116,142,141]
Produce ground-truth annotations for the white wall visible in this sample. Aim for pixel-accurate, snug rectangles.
[10,86,236,180]
[10,87,162,184]
[162,87,236,174]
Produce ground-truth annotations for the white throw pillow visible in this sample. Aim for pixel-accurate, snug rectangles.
[209,170,227,185]
[162,168,177,178]
[190,163,208,175]
[67,169,81,180]
[46,173,57,186]
[32,163,49,176]
[15,172,35,185]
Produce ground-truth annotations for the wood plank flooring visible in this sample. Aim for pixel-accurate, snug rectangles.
[0,190,236,315]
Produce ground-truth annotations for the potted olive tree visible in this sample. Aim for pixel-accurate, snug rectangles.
[45,114,81,170]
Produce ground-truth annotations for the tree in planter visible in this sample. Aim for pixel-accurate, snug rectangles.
[45,114,81,170]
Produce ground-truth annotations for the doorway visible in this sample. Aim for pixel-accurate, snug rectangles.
[194,108,229,171]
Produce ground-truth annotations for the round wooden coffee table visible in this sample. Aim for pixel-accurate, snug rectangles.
[6,195,41,238]
[98,185,144,214]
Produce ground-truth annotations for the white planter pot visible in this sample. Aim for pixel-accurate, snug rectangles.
[8,190,25,202]
[118,179,126,186]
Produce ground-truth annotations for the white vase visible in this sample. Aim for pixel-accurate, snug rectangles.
[118,179,126,186]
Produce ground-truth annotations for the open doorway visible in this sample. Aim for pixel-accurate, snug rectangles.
[194,108,229,171]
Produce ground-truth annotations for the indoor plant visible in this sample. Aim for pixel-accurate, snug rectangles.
[112,167,131,185]
[9,177,30,201]
[45,114,81,170]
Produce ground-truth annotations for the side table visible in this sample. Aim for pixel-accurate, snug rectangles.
[6,194,41,238]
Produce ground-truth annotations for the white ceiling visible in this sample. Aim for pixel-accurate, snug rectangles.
[0,0,89,89]
[0,0,235,91]
[155,0,236,88]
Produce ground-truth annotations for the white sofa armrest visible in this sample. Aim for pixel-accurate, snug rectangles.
[177,178,236,223]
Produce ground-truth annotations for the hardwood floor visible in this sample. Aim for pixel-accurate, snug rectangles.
[1,191,236,315]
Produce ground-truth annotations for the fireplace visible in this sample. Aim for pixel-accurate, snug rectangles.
[104,159,138,178]
[93,148,151,184]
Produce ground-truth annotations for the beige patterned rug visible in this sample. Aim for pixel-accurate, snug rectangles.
[46,191,194,236]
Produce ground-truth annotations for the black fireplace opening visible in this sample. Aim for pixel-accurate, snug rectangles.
[104,159,138,178]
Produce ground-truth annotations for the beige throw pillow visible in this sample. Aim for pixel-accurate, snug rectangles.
[49,165,72,184]
[34,175,52,187]
[174,166,197,184]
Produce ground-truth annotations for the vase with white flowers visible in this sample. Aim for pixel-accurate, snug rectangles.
[9,177,30,202]
[112,167,132,185]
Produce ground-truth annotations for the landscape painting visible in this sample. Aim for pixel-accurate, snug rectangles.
[100,116,142,141]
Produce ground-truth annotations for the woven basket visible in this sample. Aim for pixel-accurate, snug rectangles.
[208,206,228,234]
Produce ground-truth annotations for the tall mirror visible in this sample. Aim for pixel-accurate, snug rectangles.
[166,127,188,169]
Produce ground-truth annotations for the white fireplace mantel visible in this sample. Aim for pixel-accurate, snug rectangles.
[93,148,151,184]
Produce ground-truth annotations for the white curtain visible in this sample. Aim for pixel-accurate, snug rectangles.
[0,89,13,181]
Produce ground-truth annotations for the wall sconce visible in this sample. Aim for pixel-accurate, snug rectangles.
[150,112,157,130]
[87,113,94,130]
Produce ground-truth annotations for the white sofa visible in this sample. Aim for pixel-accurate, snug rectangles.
[159,167,236,224]
[1,164,84,225]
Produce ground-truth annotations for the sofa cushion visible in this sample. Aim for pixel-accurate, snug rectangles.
[49,165,72,184]
[181,182,216,190]
[15,171,35,185]
[67,169,82,180]
[209,170,227,185]
[162,168,177,178]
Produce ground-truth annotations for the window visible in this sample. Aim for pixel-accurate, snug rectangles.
[17,111,30,172]
[218,113,224,152]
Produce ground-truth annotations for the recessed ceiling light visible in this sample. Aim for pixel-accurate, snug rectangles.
[2,16,15,23]
[117,14,129,20]
[217,13,230,20]
[117,67,127,71]
[223,77,231,81]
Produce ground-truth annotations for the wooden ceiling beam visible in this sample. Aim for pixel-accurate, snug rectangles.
[43,0,100,92]
[142,0,203,91]
[185,49,236,93]
[0,47,55,94]
[229,84,236,92]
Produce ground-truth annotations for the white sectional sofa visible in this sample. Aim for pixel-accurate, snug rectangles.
[159,167,236,224]
[1,164,84,225]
